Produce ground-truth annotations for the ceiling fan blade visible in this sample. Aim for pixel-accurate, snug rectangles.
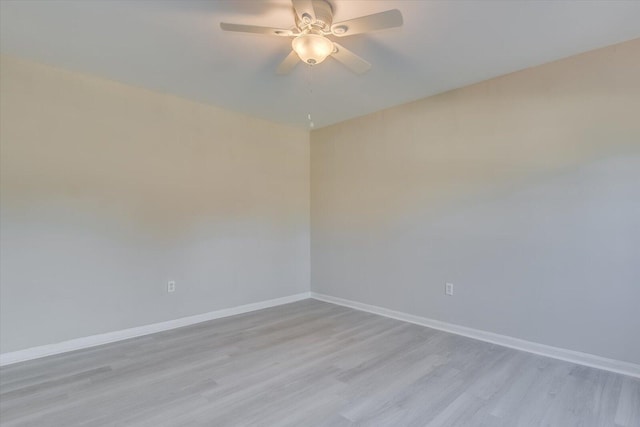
[220,22,293,37]
[331,43,371,74]
[277,50,300,75]
[331,9,403,37]
[292,0,316,25]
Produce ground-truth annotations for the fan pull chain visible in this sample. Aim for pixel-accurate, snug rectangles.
[306,64,314,128]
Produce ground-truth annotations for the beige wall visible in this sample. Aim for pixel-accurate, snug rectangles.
[0,56,310,353]
[311,39,640,363]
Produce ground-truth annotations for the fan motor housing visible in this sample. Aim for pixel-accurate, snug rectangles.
[297,0,333,30]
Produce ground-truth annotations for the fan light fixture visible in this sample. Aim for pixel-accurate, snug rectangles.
[292,32,334,65]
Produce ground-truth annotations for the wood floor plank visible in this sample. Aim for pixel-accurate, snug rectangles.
[1,299,637,426]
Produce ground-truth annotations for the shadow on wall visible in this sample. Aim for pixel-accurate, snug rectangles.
[312,153,640,364]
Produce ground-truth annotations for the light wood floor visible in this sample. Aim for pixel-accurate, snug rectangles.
[1,299,638,426]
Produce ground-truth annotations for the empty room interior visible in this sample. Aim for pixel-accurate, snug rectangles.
[1,1,639,426]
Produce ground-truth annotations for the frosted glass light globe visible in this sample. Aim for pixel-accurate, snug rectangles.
[292,33,334,65]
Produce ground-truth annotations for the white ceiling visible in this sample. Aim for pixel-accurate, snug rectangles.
[1,0,639,129]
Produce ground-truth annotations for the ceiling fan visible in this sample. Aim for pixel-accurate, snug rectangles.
[220,0,403,75]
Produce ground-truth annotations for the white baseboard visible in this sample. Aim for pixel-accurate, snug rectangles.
[310,292,640,379]
[4,291,638,378]
[0,292,311,367]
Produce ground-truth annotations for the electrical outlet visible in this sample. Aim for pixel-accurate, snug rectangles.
[167,281,176,293]
[445,282,454,296]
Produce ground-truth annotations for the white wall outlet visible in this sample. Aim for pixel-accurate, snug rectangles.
[167,280,176,293]
[445,282,454,296]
